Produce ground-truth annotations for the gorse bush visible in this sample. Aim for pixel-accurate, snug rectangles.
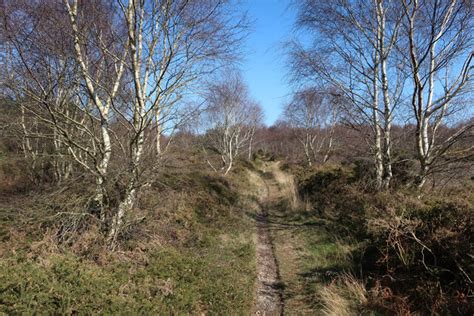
[295,165,369,237]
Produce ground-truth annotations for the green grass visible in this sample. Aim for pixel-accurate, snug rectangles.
[297,229,357,300]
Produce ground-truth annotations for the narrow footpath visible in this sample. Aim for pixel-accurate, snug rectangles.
[252,161,317,315]
[252,162,288,315]
[254,200,283,314]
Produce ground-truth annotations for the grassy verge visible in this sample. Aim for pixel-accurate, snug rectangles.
[270,207,364,315]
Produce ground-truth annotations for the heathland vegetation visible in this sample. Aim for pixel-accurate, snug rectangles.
[1,0,473,314]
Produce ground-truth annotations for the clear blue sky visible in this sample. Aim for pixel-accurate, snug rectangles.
[240,0,295,126]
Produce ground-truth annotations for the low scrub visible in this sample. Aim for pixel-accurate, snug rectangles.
[294,164,474,314]
[0,157,257,314]
[0,242,254,314]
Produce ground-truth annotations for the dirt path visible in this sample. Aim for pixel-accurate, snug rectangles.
[251,161,318,315]
[254,203,283,315]
[251,161,354,315]
[252,161,294,315]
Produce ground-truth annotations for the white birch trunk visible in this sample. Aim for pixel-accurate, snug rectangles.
[373,50,384,191]
[377,0,393,189]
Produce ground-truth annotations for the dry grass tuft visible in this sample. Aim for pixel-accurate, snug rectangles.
[319,274,367,316]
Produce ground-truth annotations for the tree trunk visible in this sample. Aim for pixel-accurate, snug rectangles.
[374,116,384,191]
[107,82,146,244]
[373,49,383,190]
[303,133,313,167]
[382,119,392,189]
[322,135,333,164]
[107,136,143,246]
[224,158,233,175]
[304,145,312,167]
[377,0,393,190]
[108,184,136,247]
[380,55,393,189]
[248,134,254,160]
[93,122,112,222]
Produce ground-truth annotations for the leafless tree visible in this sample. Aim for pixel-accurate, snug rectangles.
[94,0,247,243]
[246,104,264,160]
[290,0,406,189]
[281,88,340,166]
[1,0,246,246]
[1,0,116,205]
[400,0,473,188]
[203,73,263,175]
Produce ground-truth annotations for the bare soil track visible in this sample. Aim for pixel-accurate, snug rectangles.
[254,202,284,315]
[252,161,294,315]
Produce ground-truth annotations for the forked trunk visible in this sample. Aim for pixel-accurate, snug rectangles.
[415,163,429,189]
[223,159,233,175]
[107,97,145,246]
[322,135,333,164]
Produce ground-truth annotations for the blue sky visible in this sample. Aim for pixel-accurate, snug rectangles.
[240,0,295,125]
